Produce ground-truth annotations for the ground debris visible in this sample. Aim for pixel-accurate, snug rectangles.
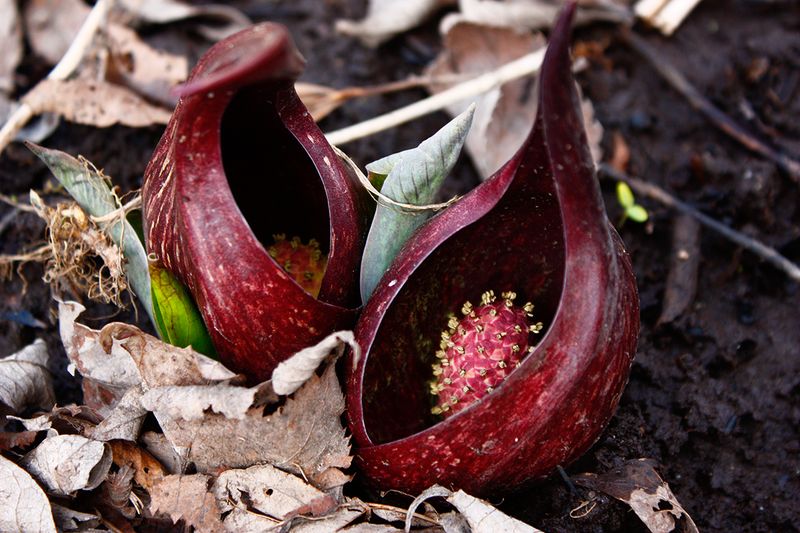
[0,338,55,416]
[574,458,699,533]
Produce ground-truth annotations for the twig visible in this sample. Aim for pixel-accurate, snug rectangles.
[599,163,800,283]
[635,0,704,35]
[325,48,546,146]
[0,0,114,156]
[621,29,800,181]
[0,208,18,237]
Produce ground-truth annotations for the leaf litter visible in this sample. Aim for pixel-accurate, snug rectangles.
[0,338,55,416]
[574,458,699,533]
[0,292,552,531]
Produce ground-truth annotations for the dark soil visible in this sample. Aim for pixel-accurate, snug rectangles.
[2,1,799,531]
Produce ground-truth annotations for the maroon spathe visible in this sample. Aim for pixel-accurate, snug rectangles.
[346,4,640,496]
[142,24,368,381]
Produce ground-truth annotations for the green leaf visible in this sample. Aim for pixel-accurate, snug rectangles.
[626,204,649,223]
[360,104,475,303]
[616,181,635,209]
[149,259,216,357]
[25,142,154,326]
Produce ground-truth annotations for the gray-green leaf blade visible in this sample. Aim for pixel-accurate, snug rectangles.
[360,104,474,303]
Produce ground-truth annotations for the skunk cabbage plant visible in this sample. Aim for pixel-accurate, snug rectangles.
[142,24,368,380]
[346,5,639,496]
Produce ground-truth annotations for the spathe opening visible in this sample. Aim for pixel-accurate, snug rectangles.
[220,84,331,264]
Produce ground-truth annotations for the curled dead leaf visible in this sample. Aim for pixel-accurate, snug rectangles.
[105,24,188,107]
[0,338,55,416]
[574,458,699,533]
[116,0,251,41]
[449,0,632,31]
[212,464,332,521]
[0,455,56,533]
[58,300,239,415]
[51,504,101,531]
[108,439,166,491]
[271,330,359,396]
[20,434,112,496]
[406,485,543,533]
[150,364,351,483]
[426,21,602,177]
[23,79,171,128]
[336,0,456,47]
[425,21,544,177]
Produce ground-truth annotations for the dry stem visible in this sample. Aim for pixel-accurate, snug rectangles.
[325,48,546,146]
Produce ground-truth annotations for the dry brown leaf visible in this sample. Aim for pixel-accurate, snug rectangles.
[116,0,251,41]
[92,316,239,389]
[152,363,351,482]
[407,485,542,532]
[89,386,148,441]
[450,0,632,30]
[0,339,55,416]
[272,330,359,395]
[426,22,544,177]
[141,430,187,474]
[108,439,166,491]
[59,301,141,415]
[212,464,329,520]
[11,404,103,436]
[59,301,351,485]
[0,430,39,452]
[341,524,403,532]
[447,489,540,532]
[336,0,455,47]
[140,382,272,421]
[0,454,57,532]
[20,434,112,496]
[0,0,22,93]
[59,300,238,414]
[574,458,699,533]
[24,0,89,65]
[51,504,102,531]
[426,21,602,177]
[24,78,171,128]
[105,24,188,107]
[149,473,224,531]
[312,467,353,492]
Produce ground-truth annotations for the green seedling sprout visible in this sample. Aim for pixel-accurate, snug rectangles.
[616,181,648,224]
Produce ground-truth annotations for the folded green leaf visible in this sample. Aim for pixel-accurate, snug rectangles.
[25,142,154,325]
[149,259,216,357]
[360,104,475,303]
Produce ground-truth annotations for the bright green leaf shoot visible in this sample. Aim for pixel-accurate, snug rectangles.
[615,181,648,225]
[150,260,216,357]
[626,205,649,223]
[616,181,635,209]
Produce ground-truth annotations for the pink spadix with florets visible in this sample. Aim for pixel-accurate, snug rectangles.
[430,290,542,416]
